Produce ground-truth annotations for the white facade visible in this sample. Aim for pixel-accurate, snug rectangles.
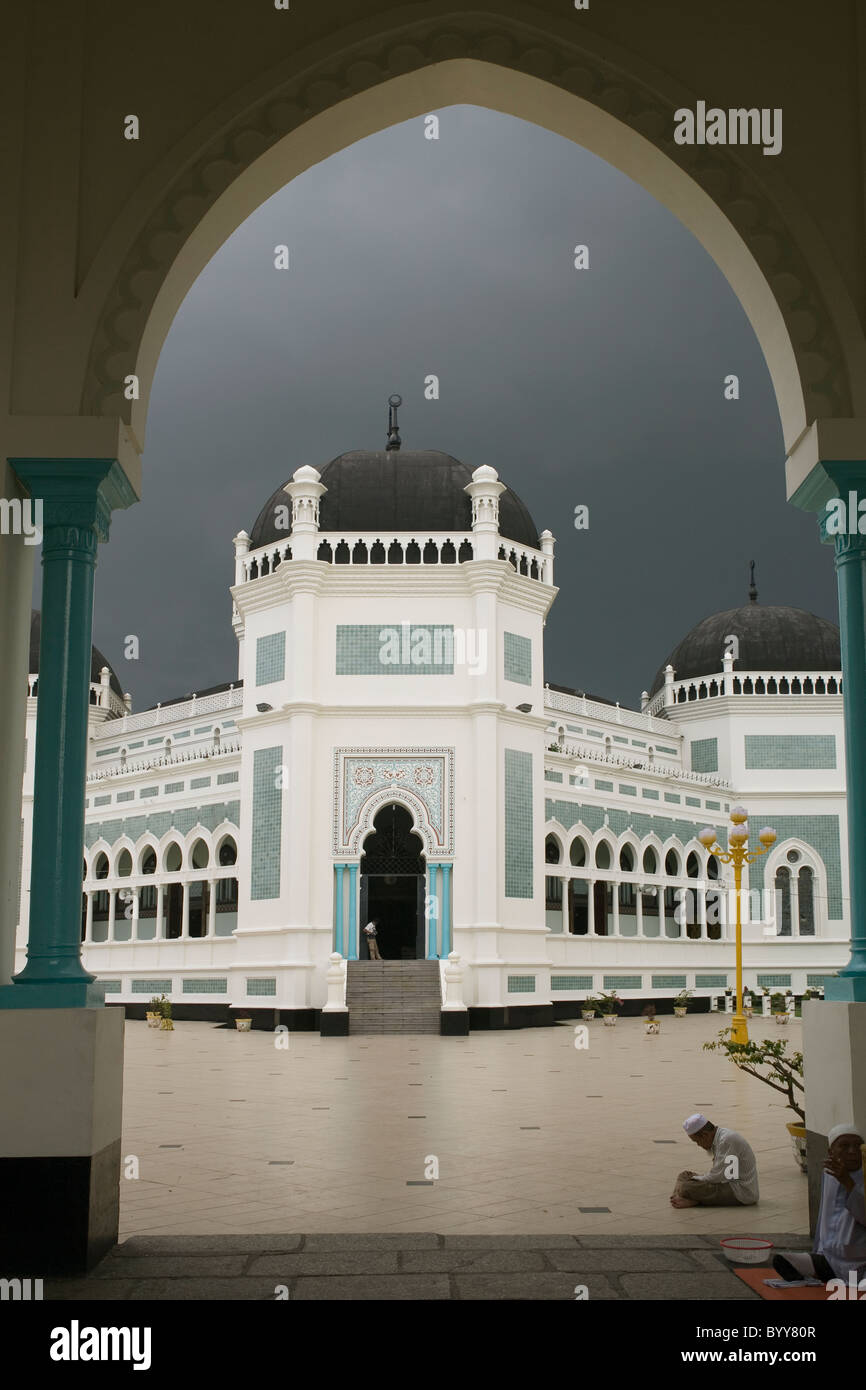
[15,463,851,1021]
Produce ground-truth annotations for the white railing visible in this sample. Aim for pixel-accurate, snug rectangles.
[238,531,553,584]
[544,687,679,740]
[86,741,241,784]
[547,743,732,789]
[645,670,842,717]
[96,685,244,737]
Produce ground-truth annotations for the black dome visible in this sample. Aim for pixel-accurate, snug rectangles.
[29,610,124,698]
[649,603,841,696]
[249,450,540,550]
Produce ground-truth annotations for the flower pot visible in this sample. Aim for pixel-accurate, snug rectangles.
[674,1007,687,1018]
[644,1020,660,1035]
[774,1013,790,1026]
[786,1121,807,1173]
[602,1013,617,1027]
[145,1012,160,1028]
[744,1006,753,1018]
[235,1018,252,1031]
[159,1016,174,1030]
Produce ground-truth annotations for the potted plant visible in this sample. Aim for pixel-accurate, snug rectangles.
[642,1003,660,1035]
[146,996,163,1028]
[770,991,789,1025]
[235,1014,252,1032]
[580,997,598,1021]
[597,990,622,1026]
[158,996,174,1031]
[742,989,753,1017]
[704,1030,806,1171]
[673,988,693,1018]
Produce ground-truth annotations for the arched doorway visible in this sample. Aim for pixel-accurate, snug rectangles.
[359,803,426,960]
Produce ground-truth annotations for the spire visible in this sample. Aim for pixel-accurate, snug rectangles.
[748,560,758,603]
[386,393,402,451]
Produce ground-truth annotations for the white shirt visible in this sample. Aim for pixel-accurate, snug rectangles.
[815,1168,866,1279]
[693,1127,759,1205]
[363,922,377,935]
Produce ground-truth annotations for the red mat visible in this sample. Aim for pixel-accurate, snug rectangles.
[734,1267,832,1301]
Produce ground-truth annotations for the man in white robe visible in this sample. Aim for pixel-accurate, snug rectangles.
[671,1113,759,1207]
[773,1124,866,1283]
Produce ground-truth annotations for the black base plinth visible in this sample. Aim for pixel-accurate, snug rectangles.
[0,1139,120,1276]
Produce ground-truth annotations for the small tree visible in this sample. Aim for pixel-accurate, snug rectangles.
[703,1030,804,1122]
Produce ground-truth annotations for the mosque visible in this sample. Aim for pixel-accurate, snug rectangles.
[16,403,850,1030]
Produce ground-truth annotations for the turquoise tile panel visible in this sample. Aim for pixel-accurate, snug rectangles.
[691,738,718,772]
[247,978,277,996]
[251,746,282,900]
[551,975,593,990]
[504,632,532,686]
[652,974,687,988]
[603,975,641,989]
[182,978,228,994]
[507,975,535,993]
[256,631,286,686]
[745,735,836,769]
[749,815,842,918]
[336,624,454,675]
[505,749,533,898]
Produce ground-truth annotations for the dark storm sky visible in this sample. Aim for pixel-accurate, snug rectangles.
[54,105,838,711]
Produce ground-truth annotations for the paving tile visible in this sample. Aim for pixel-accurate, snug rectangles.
[620,1271,760,1300]
[302,1233,439,1250]
[44,1279,138,1301]
[453,1273,620,1300]
[401,1249,548,1273]
[93,1254,247,1278]
[248,1251,398,1276]
[443,1234,580,1248]
[546,1248,696,1272]
[290,1275,452,1300]
[128,1278,280,1301]
[575,1234,711,1248]
[116,1234,304,1256]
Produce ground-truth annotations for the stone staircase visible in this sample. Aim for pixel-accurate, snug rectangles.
[346,959,442,1034]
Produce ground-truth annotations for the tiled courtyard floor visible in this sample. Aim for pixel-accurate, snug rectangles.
[115,1012,808,1238]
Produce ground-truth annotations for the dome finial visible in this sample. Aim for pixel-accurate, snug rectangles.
[386,393,402,451]
[749,559,758,603]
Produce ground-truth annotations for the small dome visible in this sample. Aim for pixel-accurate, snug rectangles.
[250,450,540,550]
[29,610,123,698]
[649,602,840,696]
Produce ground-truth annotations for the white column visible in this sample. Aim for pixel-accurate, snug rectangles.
[181,883,189,938]
[131,887,140,941]
[107,889,116,942]
[698,884,707,938]
[587,879,595,934]
[84,891,94,943]
[561,877,569,934]
[207,879,217,937]
[156,883,164,939]
[611,880,619,936]
[636,887,644,937]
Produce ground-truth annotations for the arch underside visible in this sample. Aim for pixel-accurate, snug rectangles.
[79,12,863,457]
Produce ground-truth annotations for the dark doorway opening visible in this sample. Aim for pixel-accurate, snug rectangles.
[359,803,425,959]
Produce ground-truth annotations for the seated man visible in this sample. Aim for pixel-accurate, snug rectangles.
[670,1113,759,1208]
[773,1124,865,1284]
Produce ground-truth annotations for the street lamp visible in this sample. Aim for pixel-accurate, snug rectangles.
[698,808,776,1045]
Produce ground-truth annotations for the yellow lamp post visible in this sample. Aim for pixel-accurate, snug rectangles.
[698,809,776,1045]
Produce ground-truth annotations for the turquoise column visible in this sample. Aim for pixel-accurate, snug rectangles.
[0,458,135,1009]
[334,864,345,955]
[441,863,452,956]
[347,864,358,961]
[426,863,439,959]
[806,461,866,1001]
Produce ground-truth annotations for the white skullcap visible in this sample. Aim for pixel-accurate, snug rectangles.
[828,1123,862,1147]
[683,1113,709,1135]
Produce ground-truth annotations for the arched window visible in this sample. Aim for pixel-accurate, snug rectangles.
[140,847,157,875]
[664,849,680,877]
[642,846,658,875]
[191,838,209,870]
[595,840,611,870]
[774,866,792,937]
[798,867,815,936]
[686,852,700,878]
[218,836,238,866]
[619,844,635,872]
[569,837,587,867]
[94,852,109,880]
[164,841,183,872]
[545,835,561,865]
[116,849,132,878]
